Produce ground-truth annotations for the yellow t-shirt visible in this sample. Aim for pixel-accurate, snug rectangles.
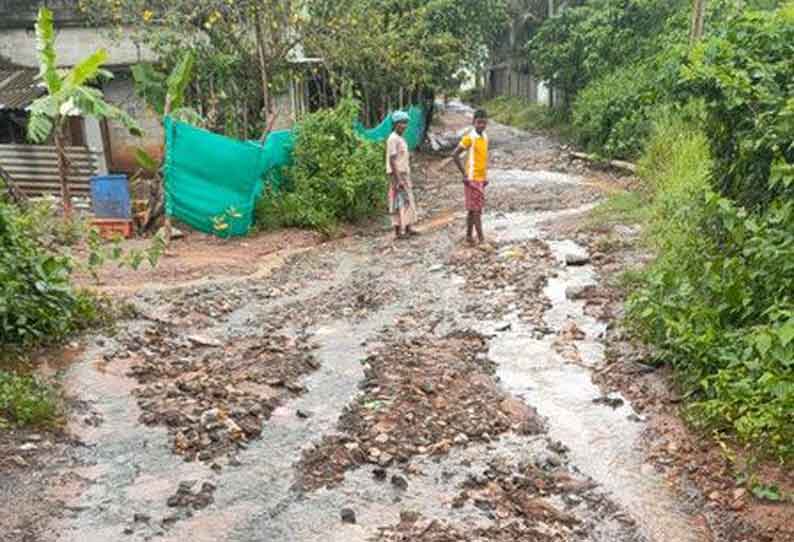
[459,130,489,182]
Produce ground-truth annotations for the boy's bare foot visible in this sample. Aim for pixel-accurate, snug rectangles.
[405,227,419,237]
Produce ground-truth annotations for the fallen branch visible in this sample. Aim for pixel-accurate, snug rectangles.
[0,164,28,206]
[570,151,637,174]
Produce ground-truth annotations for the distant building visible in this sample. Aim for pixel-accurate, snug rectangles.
[0,0,328,194]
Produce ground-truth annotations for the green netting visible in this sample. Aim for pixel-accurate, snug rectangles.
[164,117,293,236]
[355,105,426,150]
[164,105,424,237]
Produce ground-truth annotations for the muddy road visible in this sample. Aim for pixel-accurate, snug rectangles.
[2,103,735,542]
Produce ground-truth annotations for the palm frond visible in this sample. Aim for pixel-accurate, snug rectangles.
[65,49,110,87]
[35,7,61,94]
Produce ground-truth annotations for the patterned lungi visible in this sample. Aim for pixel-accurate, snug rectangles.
[388,175,417,227]
[464,181,486,212]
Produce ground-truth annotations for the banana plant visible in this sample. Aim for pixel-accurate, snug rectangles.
[27,7,141,219]
[130,50,202,233]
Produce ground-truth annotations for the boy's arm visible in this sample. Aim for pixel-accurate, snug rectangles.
[452,145,468,183]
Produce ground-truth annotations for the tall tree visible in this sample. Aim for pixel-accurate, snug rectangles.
[690,0,707,43]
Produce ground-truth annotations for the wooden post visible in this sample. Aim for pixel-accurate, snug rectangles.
[690,0,707,44]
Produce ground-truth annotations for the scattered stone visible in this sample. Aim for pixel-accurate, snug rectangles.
[296,409,312,419]
[548,440,569,455]
[133,513,151,523]
[391,474,408,491]
[286,382,307,394]
[565,253,590,266]
[373,467,387,481]
[18,443,37,451]
[10,455,28,468]
[535,452,563,470]
[186,335,223,348]
[166,480,216,510]
[565,284,589,300]
[340,508,357,524]
[592,396,624,409]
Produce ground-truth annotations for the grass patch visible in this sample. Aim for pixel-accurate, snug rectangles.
[482,96,573,140]
[587,190,650,229]
[0,371,58,427]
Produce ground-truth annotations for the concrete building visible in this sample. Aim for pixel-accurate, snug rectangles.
[0,0,161,194]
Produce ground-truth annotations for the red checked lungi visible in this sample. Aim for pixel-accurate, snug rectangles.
[464,181,486,212]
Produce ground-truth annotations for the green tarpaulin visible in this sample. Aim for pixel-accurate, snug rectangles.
[164,106,425,236]
[354,105,426,150]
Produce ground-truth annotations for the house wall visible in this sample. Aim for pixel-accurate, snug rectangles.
[103,74,163,175]
[0,26,149,68]
[488,66,539,103]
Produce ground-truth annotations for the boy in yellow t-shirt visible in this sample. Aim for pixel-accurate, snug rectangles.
[453,109,489,245]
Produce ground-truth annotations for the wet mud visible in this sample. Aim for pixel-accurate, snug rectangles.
[1,103,731,542]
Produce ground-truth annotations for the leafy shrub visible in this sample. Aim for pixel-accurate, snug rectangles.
[679,4,794,209]
[0,371,57,426]
[572,63,656,159]
[256,99,387,233]
[627,112,794,461]
[0,200,97,349]
[528,0,688,110]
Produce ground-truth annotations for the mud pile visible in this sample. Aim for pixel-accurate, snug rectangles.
[297,330,544,490]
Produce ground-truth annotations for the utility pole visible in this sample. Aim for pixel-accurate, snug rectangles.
[690,0,707,44]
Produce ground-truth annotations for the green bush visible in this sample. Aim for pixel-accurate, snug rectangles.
[256,99,387,233]
[679,4,794,209]
[0,371,58,426]
[0,200,99,350]
[627,111,794,461]
[572,63,656,159]
[528,0,688,110]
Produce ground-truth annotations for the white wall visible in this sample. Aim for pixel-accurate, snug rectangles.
[0,26,152,68]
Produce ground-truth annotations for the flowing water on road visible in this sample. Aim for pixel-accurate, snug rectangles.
[24,141,710,540]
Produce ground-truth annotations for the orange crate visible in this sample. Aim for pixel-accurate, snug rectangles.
[91,218,134,239]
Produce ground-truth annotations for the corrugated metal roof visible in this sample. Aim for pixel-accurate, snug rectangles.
[0,68,43,111]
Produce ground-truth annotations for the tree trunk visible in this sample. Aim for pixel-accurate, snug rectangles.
[54,122,73,219]
[254,10,271,123]
[690,0,707,44]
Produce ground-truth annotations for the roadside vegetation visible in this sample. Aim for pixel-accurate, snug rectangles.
[517,1,793,465]
[480,96,573,141]
[255,100,386,234]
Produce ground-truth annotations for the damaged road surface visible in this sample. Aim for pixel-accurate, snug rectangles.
[4,104,713,542]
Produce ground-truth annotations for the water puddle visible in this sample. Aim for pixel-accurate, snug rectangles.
[483,210,707,542]
[490,169,584,186]
[48,188,705,541]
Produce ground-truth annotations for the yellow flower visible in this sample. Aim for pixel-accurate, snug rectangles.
[142,9,153,22]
